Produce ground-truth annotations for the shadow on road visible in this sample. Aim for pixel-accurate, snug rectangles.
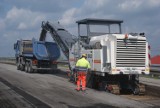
[37,69,69,79]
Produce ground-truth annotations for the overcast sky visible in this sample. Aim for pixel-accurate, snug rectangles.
[0,0,160,57]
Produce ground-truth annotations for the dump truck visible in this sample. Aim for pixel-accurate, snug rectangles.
[39,18,150,95]
[14,38,60,73]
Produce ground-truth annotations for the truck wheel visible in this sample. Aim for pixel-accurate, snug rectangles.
[28,62,33,73]
[20,64,25,71]
[17,64,20,70]
[16,58,20,70]
[25,62,28,72]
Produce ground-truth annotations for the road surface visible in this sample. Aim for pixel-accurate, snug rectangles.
[0,63,159,108]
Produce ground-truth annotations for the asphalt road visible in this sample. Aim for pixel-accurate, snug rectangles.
[0,63,158,108]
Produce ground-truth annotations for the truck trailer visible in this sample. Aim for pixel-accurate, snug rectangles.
[39,19,150,95]
[14,38,60,73]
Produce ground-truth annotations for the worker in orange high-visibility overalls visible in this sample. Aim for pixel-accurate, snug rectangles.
[75,54,91,91]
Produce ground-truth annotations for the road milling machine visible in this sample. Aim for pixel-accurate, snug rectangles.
[39,18,150,95]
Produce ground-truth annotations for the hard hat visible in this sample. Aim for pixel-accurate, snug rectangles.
[82,54,87,57]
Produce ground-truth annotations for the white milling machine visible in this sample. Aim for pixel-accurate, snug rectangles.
[40,18,150,95]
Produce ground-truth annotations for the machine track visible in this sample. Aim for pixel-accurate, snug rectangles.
[137,84,146,95]
[106,84,120,95]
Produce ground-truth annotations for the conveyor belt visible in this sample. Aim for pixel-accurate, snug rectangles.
[39,21,77,59]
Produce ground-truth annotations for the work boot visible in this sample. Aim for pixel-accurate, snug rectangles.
[81,89,86,92]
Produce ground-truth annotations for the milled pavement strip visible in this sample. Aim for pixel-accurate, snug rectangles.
[0,77,51,108]
[0,82,34,108]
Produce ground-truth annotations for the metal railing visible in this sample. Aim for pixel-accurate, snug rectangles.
[0,57,68,65]
[0,57,16,65]
[150,64,160,76]
[0,57,159,75]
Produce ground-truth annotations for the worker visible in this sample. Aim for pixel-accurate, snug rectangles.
[75,54,91,91]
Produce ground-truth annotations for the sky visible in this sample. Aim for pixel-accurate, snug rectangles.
[0,0,160,57]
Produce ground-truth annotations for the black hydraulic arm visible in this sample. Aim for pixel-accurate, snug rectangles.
[39,21,75,60]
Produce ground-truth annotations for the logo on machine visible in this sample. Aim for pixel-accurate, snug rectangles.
[124,67,138,74]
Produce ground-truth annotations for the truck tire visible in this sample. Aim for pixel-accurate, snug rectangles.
[17,64,20,70]
[20,64,25,71]
[25,62,29,72]
[16,58,20,70]
[28,62,34,73]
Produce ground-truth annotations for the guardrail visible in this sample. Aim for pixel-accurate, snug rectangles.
[0,57,68,65]
[150,64,160,76]
[0,57,159,75]
[0,57,16,65]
